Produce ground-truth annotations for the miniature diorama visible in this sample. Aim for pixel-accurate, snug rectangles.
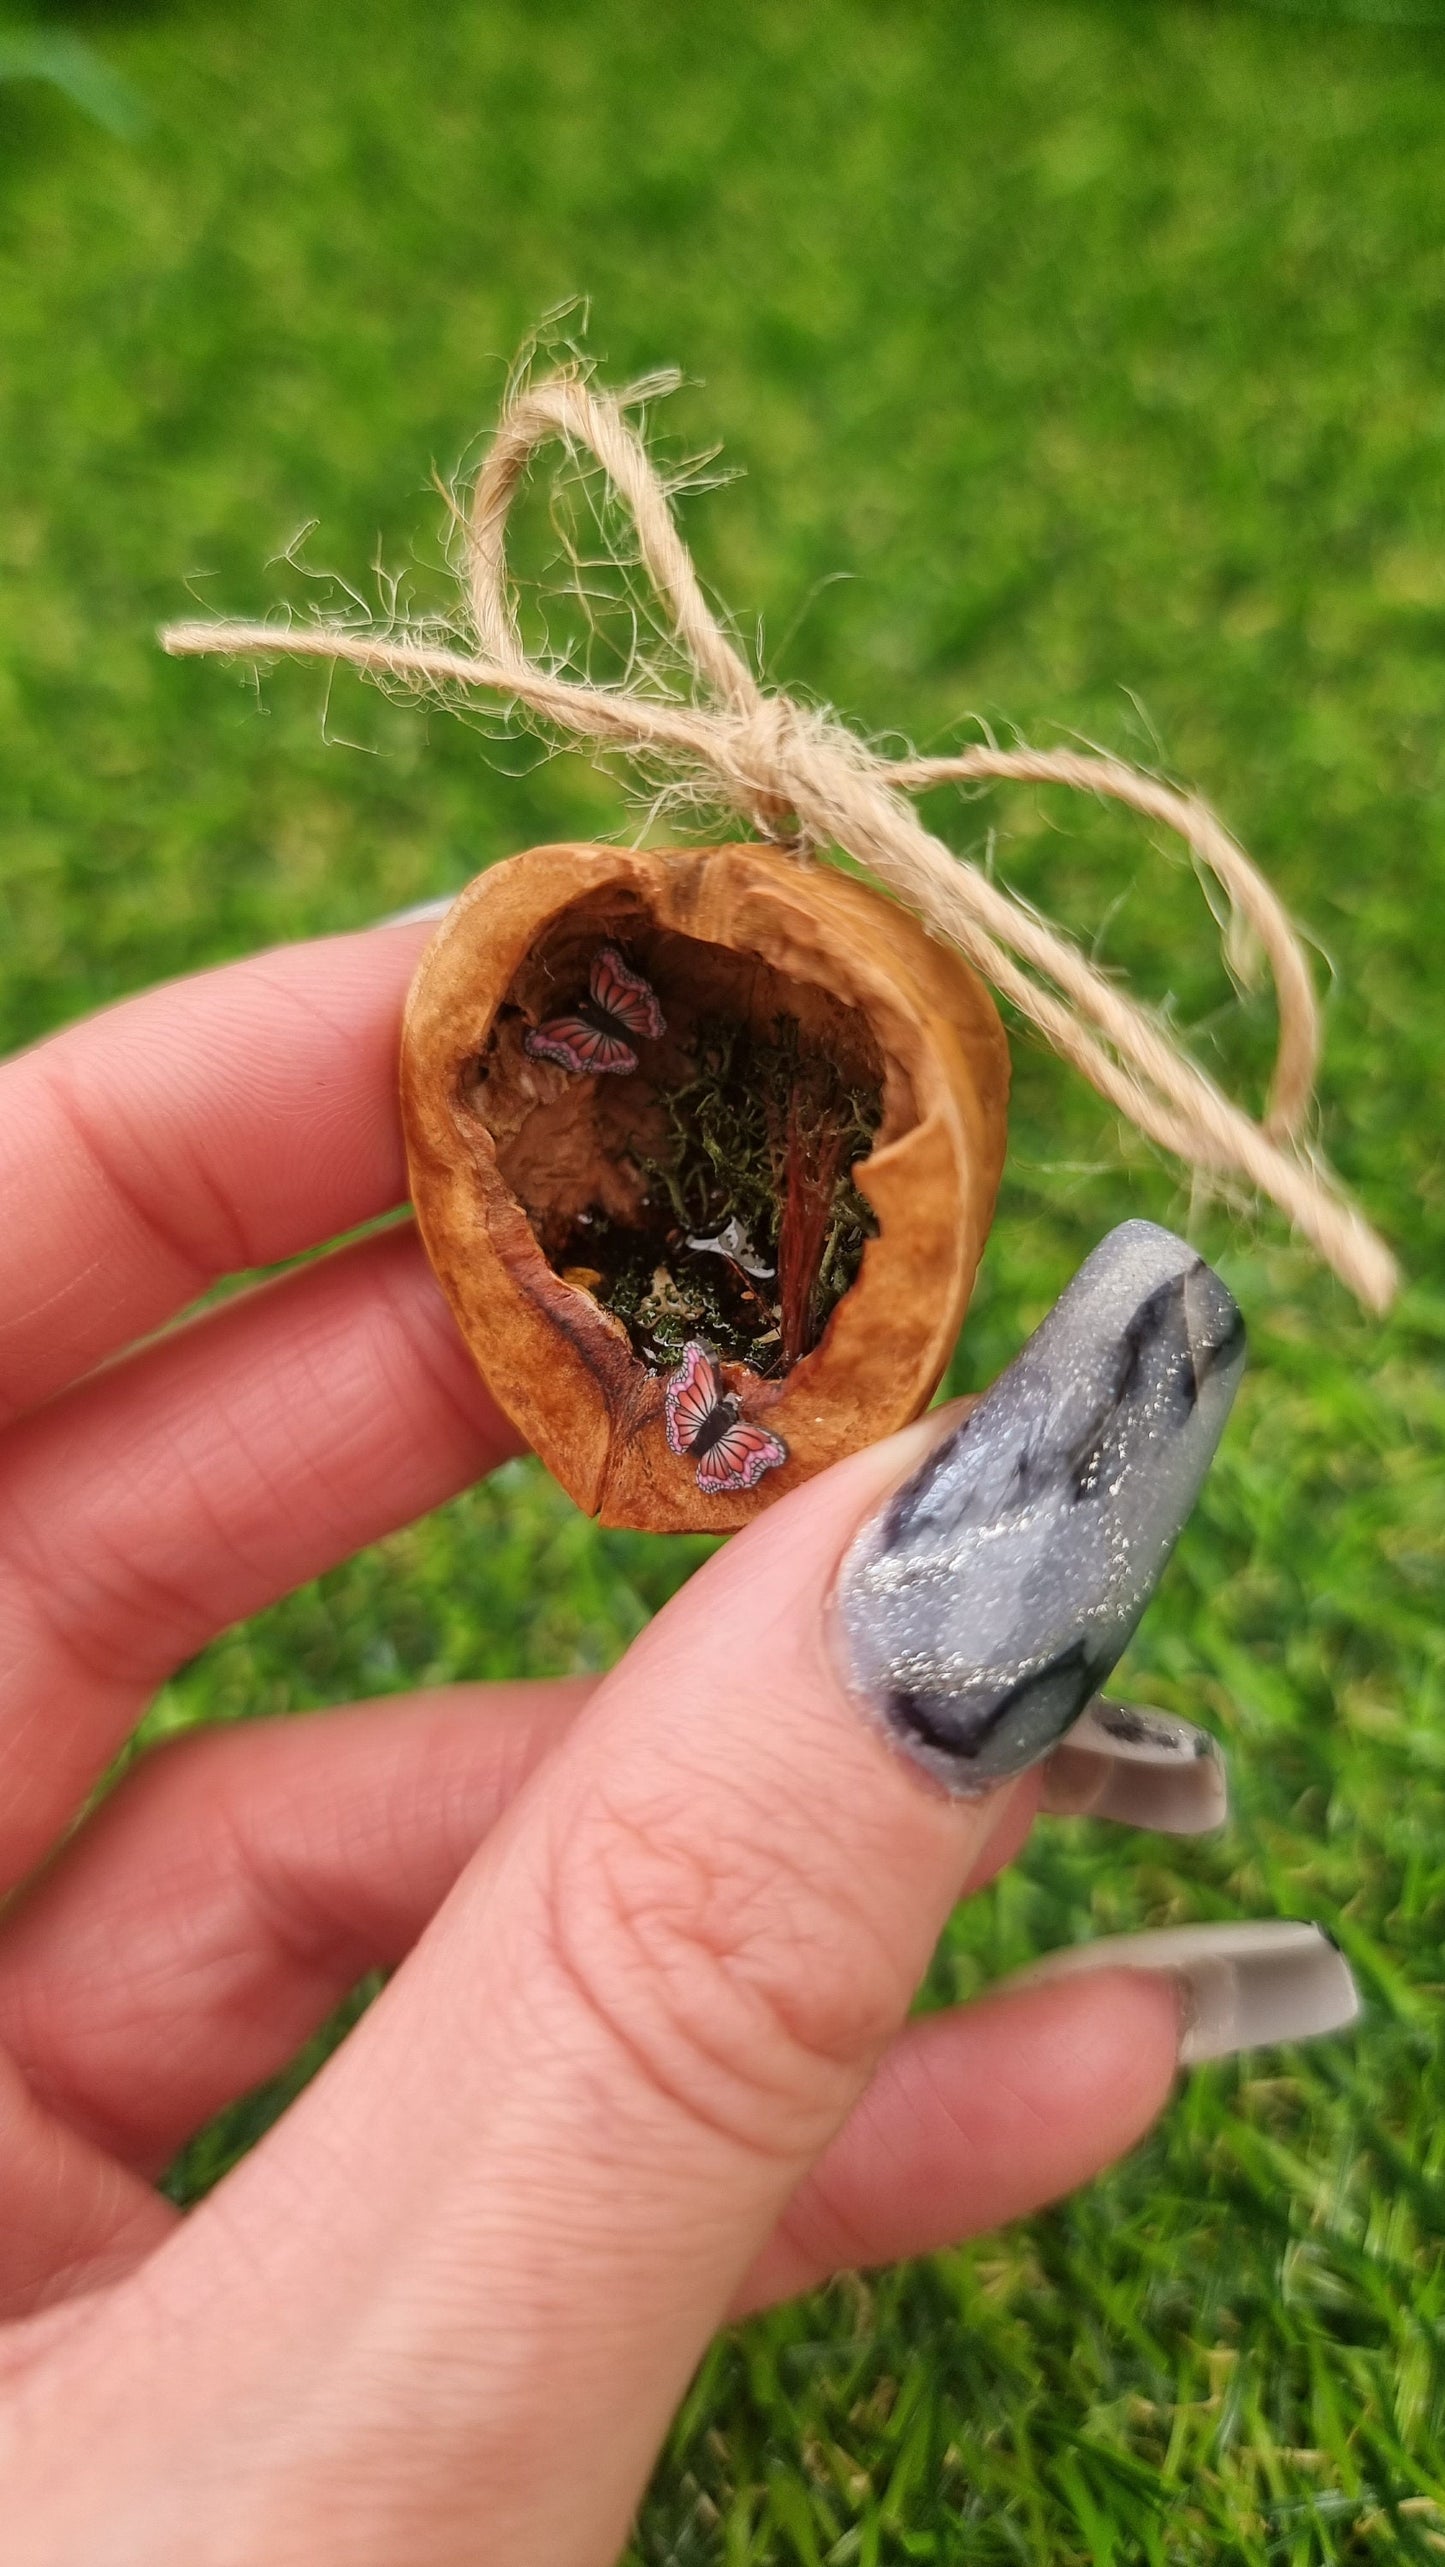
[168,361,1395,1558]
[401,839,1009,1531]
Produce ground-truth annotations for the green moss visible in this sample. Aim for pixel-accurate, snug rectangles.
[565,1011,881,1374]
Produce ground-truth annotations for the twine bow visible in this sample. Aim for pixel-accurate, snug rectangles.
[164,366,1397,1311]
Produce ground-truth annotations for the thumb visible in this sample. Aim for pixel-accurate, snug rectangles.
[16,1421,1014,2564]
[22,1230,1233,2564]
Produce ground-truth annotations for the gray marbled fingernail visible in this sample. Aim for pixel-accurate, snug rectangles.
[834,1220,1246,1795]
[1007,1921,1360,2064]
[1040,1698,1228,1834]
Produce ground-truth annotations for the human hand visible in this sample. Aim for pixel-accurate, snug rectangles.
[0,927,1347,2565]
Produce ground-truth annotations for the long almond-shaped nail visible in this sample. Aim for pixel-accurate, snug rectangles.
[1040,1698,1228,1834]
[834,1220,1246,1794]
[1008,1920,1360,2064]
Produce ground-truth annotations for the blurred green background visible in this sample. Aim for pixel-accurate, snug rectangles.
[2,1,1443,2557]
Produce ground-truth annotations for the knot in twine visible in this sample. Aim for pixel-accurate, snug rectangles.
[164,365,1397,1312]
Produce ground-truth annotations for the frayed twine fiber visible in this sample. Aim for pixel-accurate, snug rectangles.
[163,365,1397,1312]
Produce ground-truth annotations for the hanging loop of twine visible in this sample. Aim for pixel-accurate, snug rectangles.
[163,365,1397,1311]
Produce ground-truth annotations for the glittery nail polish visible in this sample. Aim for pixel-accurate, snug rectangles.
[834,1221,1246,1794]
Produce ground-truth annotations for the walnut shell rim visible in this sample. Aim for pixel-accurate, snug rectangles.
[401,842,1009,1532]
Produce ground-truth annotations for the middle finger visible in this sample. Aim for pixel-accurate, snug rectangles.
[0,1680,591,2172]
[0,1224,520,1888]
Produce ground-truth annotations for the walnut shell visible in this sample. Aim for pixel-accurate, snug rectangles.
[401,842,1009,1532]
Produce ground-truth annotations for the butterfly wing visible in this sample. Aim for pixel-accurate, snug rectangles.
[695,1418,790,1496]
[524,1018,592,1073]
[590,945,666,1042]
[664,1341,723,1457]
[525,1016,638,1076]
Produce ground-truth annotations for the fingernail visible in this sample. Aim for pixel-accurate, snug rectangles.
[373,894,459,927]
[1010,1921,1360,2064]
[832,1221,1247,1795]
[1040,1698,1228,1834]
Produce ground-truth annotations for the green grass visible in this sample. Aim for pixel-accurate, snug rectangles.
[2,0,1443,2554]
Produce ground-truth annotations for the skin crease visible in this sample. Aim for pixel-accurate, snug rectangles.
[0,925,1180,2567]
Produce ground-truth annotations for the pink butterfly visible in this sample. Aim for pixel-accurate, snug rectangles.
[664,1342,789,1496]
[524,945,665,1077]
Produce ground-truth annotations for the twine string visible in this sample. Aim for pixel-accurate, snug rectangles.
[163,366,1397,1311]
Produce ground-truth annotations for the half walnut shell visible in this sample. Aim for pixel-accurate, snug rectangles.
[401,841,1009,1532]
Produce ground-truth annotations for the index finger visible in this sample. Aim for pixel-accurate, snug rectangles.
[0,920,434,1423]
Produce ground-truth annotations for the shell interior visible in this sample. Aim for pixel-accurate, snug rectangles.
[463,889,903,1383]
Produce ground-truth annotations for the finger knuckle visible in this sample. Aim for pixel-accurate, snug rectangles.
[539,1771,911,2159]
